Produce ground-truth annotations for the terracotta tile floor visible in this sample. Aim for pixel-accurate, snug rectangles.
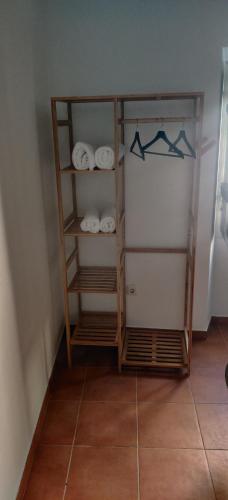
[24,320,228,499]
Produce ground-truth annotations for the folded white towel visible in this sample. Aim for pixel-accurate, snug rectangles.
[80,209,100,233]
[100,207,116,233]
[95,144,125,170]
[72,142,96,170]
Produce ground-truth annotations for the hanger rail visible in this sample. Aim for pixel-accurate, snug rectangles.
[119,116,195,124]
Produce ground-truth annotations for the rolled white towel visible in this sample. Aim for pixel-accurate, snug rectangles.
[80,209,100,233]
[72,142,96,170]
[95,144,125,170]
[100,207,116,233]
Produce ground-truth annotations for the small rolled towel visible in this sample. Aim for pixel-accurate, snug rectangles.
[80,209,100,233]
[72,142,96,170]
[100,207,116,233]
[95,144,125,170]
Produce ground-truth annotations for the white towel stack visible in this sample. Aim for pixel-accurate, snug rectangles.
[80,209,100,233]
[95,144,125,170]
[72,142,125,170]
[100,207,116,233]
[80,207,116,234]
[72,142,96,170]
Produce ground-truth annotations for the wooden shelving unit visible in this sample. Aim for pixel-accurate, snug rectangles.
[51,96,125,370]
[51,92,203,375]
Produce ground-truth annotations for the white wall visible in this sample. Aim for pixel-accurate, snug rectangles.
[0,1,63,498]
[212,59,228,316]
[1,2,228,497]
[46,0,228,330]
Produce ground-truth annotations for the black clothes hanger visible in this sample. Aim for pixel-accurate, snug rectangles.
[130,123,145,160]
[143,129,184,159]
[169,129,196,158]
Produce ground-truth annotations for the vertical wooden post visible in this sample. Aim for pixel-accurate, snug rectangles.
[114,99,123,372]
[51,99,72,367]
[120,100,126,365]
[67,103,81,316]
[187,95,204,373]
[184,100,196,373]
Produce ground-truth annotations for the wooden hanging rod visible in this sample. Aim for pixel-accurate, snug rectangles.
[118,117,194,124]
[125,247,187,254]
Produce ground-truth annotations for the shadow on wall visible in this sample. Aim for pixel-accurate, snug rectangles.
[35,101,64,352]
[0,21,63,497]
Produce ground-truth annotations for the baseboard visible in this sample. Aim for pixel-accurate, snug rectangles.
[16,324,65,500]
[192,317,213,341]
[192,329,208,340]
[192,316,228,339]
[16,384,50,500]
[211,316,228,327]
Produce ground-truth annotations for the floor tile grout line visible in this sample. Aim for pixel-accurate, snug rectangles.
[131,400,198,406]
[195,404,218,500]
[136,374,141,500]
[50,399,228,405]
[189,377,217,500]
[50,398,137,404]
[186,402,228,405]
[204,449,219,500]
[74,444,137,449]
[62,366,88,500]
[66,443,228,451]
[189,376,206,446]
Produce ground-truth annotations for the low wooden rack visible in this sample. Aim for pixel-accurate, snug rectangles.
[70,312,118,346]
[122,328,188,369]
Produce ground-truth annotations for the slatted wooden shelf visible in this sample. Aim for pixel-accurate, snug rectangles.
[60,166,115,174]
[64,218,116,237]
[122,328,188,369]
[70,312,118,346]
[68,266,117,293]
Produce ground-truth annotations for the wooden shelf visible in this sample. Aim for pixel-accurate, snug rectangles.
[122,328,187,369]
[125,247,187,255]
[64,218,116,237]
[68,266,117,294]
[51,92,203,104]
[70,312,118,346]
[60,166,115,174]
